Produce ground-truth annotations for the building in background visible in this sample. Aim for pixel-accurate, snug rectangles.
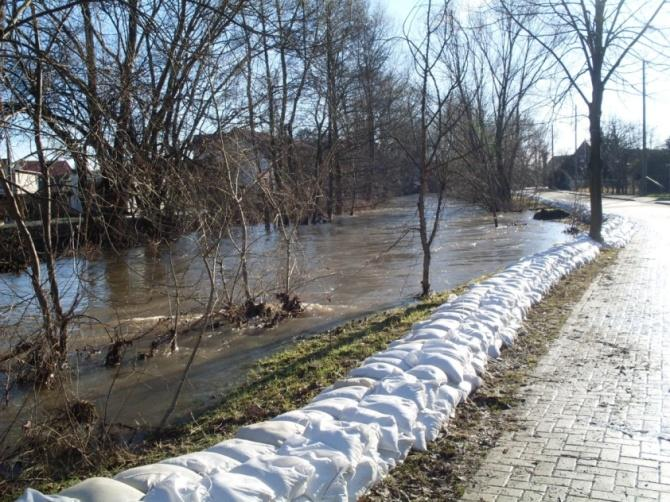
[546,143,670,194]
[0,159,81,222]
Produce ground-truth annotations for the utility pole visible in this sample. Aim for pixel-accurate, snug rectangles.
[641,59,648,195]
[574,105,579,189]
[574,105,578,153]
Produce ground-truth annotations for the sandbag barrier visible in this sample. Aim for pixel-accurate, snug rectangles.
[20,201,635,502]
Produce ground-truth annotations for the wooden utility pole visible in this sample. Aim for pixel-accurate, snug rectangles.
[574,105,578,152]
[574,105,578,190]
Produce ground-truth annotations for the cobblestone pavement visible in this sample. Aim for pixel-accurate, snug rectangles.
[460,196,670,502]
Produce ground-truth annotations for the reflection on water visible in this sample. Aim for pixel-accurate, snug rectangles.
[0,196,570,429]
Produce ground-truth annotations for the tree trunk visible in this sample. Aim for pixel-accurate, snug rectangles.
[325,4,341,217]
[588,1,605,243]
[417,0,433,298]
[588,95,604,242]
[418,190,431,297]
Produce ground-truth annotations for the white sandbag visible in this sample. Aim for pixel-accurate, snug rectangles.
[338,406,401,461]
[430,311,469,323]
[401,379,444,414]
[435,383,463,409]
[349,362,405,380]
[373,348,415,359]
[236,420,305,447]
[302,397,360,419]
[421,344,471,366]
[207,438,277,463]
[230,454,315,501]
[59,477,145,501]
[160,451,240,475]
[475,313,502,335]
[313,385,370,403]
[361,355,407,369]
[404,352,465,384]
[458,379,474,398]
[359,394,418,436]
[499,327,516,346]
[387,340,424,351]
[346,455,382,502]
[411,421,428,451]
[439,300,480,313]
[407,364,448,384]
[418,409,445,442]
[487,339,502,358]
[17,489,79,502]
[422,338,471,355]
[370,375,428,410]
[446,333,487,356]
[277,443,351,502]
[272,409,333,426]
[286,419,381,467]
[422,317,461,333]
[113,464,201,493]
[481,296,515,311]
[329,377,377,389]
[407,327,448,341]
[142,474,209,502]
[458,329,496,359]
[204,471,276,501]
[469,354,488,375]
[459,321,495,343]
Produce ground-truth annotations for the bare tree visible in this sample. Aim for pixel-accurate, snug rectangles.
[501,0,667,241]
[401,0,464,297]
[0,3,82,385]
[601,118,640,194]
[12,0,247,244]
[453,5,548,222]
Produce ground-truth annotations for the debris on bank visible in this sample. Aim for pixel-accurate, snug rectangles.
[20,200,635,502]
[532,207,570,220]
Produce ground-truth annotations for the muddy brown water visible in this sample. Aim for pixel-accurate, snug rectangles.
[0,196,570,432]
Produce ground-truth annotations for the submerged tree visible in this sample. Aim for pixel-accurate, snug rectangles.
[453,4,548,221]
[402,0,464,297]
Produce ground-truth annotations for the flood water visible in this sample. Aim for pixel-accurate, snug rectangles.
[0,196,570,431]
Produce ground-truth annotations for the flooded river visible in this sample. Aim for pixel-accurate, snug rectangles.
[0,196,569,430]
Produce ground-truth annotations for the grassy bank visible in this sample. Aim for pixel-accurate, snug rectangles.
[3,249,615,501]
[3,285,471,500]
[362,249,619,501]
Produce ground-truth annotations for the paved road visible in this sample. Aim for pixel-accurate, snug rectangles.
[460,194,670,502]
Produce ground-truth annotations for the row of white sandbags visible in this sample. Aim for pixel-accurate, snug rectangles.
[20,201,634,502]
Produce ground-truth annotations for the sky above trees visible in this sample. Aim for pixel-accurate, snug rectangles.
[382,0,670,155]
